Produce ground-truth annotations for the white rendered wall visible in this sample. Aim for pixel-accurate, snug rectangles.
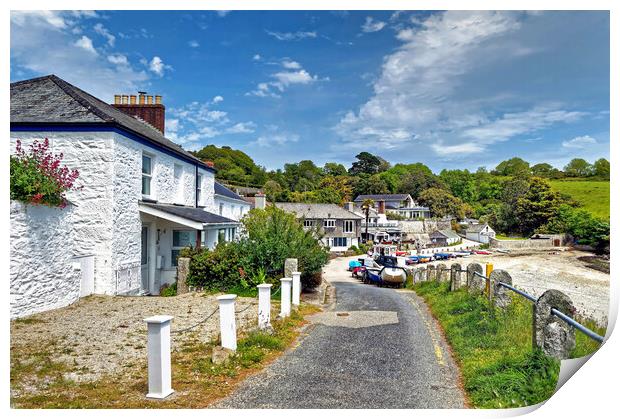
[214,195,251,221]
[10,201,81,318]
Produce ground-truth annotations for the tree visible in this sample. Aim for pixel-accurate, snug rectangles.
[541,204,609,253]
[397,167,444,199]
[501,177,530,205]
[564,158,594,177]
[349,152,383,175]
[531,163,564,179]
[323,162,348,177]
[439,169,478,203]
[593,158,610,180]
[193,144,266,186]
[263,180,283,203]
[418,188,468,219]
[361,198,375,241]
[514,177,563,235]
[493,157,531,177]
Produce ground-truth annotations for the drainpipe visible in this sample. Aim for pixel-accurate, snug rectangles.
[195,165,199,208]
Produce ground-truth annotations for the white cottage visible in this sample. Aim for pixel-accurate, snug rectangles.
[214,181,251,222]
[464,223,496,244]
[10,75,240,318]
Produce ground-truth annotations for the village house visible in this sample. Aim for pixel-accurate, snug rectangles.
[353,193,431,219]
[464,223,496,244]
[274,202,362,252]
[428,229,461,246]
[348,202,402,243]
[214,181,252,222]
[10,74,241,318]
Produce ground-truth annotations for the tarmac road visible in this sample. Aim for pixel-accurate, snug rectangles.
[215,257,466,409]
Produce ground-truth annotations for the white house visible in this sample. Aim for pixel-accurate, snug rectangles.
[465,223,496,244]
[10,75,240,318]
[214,181,252,222]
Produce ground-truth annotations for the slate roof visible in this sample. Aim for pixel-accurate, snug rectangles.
[10,74,213,172]
[354,194,411,202]
[465,223,493,233]
[430,229,461,240]
[141,203,238,225]
[274,203,362,220]
[214,182,246,202]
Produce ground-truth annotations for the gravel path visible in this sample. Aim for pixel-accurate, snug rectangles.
[216,257,466,408]
[10,292,258,384]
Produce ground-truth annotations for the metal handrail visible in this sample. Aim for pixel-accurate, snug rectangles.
[470,271,603,343]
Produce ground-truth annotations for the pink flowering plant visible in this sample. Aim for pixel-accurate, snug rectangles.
[10,138,80,208]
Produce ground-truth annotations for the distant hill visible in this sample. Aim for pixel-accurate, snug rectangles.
[191,145,267,187]
[549,179,610,219]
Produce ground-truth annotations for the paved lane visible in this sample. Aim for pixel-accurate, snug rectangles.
[215,257,465,409]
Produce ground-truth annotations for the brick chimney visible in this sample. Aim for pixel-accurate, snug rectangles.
[378,200,385,214]
[112,91,165,134]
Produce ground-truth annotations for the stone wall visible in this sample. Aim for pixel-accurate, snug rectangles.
[10,201,82,318]
[489,237,566,250]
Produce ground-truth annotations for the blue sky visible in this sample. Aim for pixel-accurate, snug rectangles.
[10,10,609,172]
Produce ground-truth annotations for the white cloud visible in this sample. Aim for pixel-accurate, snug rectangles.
[11,11,148,100]
[211,95,224,104]
[253,54,262,61]
[74,35,97,54]
[226,122,257,134]
[246,59,323,98]
[361,16,386,33]
[252,133,300,147]
[148,56,171,77]
[107,54,128,66]
[188,40,200,48]
[562,135,597,149]
[335,11,586,156]
[266,30,317,41]
[216,11,231,17]
[94,23,115,47]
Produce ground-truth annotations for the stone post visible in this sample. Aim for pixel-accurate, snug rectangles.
[176,257,190,295]
[450,263,462,291]
[490,270,512,309]
[257,284,272,330]
[280,278,292,318]
[284,258,298,278]
[217,294,237,351]
[427,265,436,282]
[436,263,447,282]
[534,290,576,359]
[144,315,174,399]
[291,271,301,306]
[467,263,484,294]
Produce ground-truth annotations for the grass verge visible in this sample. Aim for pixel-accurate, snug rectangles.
[11,304,320,408]
[410,280,604,408]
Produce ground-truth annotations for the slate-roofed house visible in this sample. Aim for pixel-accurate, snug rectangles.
[214,181,251,221]
[274,203,362,252]
[10,74,240,317]
[353,193,431,219]
[464,223,496,244]
[429,229,461,246]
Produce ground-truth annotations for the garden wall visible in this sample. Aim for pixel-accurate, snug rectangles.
[10,201,81,319]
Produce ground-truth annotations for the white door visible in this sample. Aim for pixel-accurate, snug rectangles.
[77,255,95,297]
[141,225,149,292]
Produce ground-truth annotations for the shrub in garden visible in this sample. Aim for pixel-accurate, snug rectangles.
[186,242,245,290]
[10,139,80,208]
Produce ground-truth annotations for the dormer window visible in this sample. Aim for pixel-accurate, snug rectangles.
[142,153,153,197]
[324,219,336,228]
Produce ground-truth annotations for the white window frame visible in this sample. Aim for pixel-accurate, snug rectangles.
[304,219,315,228]
[142,152,154,198]
[171,229,197,267]
[196,173,202,206]
[323,219,336,228]
[333,237,347,247]
[343,220,354,233]
[219,203,224,215]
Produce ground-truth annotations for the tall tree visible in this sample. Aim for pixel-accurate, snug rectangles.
[361,198,375,242]
[349,152,383,175]
[593,158,610,179]
[514,177,563,235]
[564,158,594,177]
[493,157,531,177]
[418,188,468,219]
[323,162,348,177]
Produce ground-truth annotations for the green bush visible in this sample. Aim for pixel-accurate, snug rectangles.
[160,282,177,297]
[187,242,245,290]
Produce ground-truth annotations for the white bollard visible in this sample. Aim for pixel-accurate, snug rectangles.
[257,283,273,329]
[217,294,237,351]
[280,278,292,317]
[144,315,174,399]
[291,271,301,306]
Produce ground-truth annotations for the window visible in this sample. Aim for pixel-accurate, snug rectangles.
[343,220,354,233]
[323,219,336,228]
[218,229,226,243]
[196,174,202,205]
[171,230,196,267]
[304,219,315,228]
[142,154,152,196]
[332,237,347,247]
[219,203,224,215]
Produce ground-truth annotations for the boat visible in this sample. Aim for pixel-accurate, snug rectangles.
[348,260,362,271]
[362,266,407,287]
[496,249,510,254]
[473,250,492,255]
[453,251,471,257]
[395,250,409,257]
[434,252,453,260]
[406,255,419,265]
[417,255,433,263]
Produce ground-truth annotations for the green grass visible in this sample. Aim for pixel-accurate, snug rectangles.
[495,234,527,240]
[549,179,610,219]
[410,281,603,408]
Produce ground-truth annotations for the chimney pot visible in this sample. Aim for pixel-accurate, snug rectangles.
[155,95,162,105]
[147,95,153,104]
[204,161,215,168]
[254,193,267,210]
[114,95,121,105]
[122,95,129,104]
[129,95,137,104]
[138,93,146,104]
